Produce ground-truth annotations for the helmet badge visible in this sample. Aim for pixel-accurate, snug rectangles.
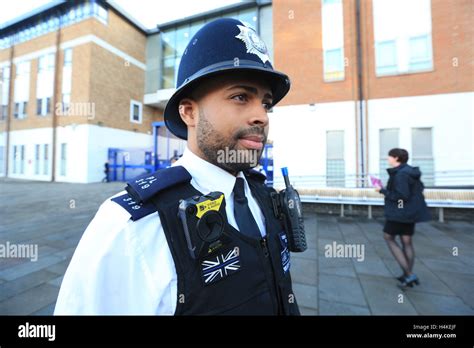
[235,24,270,64]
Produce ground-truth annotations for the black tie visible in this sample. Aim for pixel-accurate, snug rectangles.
[233,177,261,239]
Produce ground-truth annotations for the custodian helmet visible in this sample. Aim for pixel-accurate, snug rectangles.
[164,18,291,140]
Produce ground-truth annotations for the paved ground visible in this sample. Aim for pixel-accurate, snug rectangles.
[1,179,473,315]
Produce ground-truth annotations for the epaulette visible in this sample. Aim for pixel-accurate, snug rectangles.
[110,194,158,221]
[111,166,192,221]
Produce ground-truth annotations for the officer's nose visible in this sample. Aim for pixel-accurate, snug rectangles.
[247,101,269,127]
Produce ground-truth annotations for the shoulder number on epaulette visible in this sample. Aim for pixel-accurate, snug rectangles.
[111,193,157,221]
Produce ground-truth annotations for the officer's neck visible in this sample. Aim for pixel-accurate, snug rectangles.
[188,146,239,177]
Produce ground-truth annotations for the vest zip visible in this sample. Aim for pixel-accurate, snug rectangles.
[251,181,284,315]
[260,235,282,314]
[260,237,270,257]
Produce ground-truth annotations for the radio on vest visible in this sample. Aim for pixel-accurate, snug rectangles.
[271,167,307,252]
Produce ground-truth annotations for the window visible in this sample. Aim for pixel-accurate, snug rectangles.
[60,143,67,176]
[322,0,345,81]
[68,9,76,21]
[13,145,17,174]
[412,127,434,186]
[1,105,7,120]
[373,0,433,76]
[0,38,9,49]
[13,145,25,174]
[48,18,55,30]
[36,99,42,115]
[375,40,397,75]
[0,2,109,50]
[14,103,19,118]
[379,129,399,182]
[83,2,91,16]
[236,8,258,29]
[37,53,54,116]
[98,6,108,21]
[14,61,30,118]
[38,53,54,72]
[175,26,189,63]
[36,97,51,116]
[14,101,27,119]
[62,49,73,113]
[64,48,72,67]
[35,144,40,175]
[326,130,345,187]
[324,48,344,79]
[62,94,71,113]
[43,144,49,175]
[160,8,258,89]
[161,29,178,89]
[409,34,432,70]
[130,100,142,124]
[162,56,175,89]
[20,145,25,174]
[1,66,10,120]
[76,5,84,19]
[93,3,108,24]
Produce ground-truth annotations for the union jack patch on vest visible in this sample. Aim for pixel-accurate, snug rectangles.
[201,247,241,285]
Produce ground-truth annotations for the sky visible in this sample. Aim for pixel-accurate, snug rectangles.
[0,0,244,29]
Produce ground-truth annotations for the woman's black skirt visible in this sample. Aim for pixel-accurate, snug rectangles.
[383,220,415,236]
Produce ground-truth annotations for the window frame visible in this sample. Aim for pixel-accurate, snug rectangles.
[322,0,345,82]
[60,142,67,176]
[373,0,434,77]
[130,100,143,124]
[375,40,398,76]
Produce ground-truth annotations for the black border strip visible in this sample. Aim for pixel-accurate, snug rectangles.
[0,315,472,346]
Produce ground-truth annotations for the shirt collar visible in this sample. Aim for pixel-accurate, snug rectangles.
[173,147,249,199]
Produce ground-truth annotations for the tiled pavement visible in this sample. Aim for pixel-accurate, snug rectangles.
[1,179,473,315]
[294,214,474,315]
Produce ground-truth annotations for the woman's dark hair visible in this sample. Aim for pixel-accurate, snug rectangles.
[388,148,409,164]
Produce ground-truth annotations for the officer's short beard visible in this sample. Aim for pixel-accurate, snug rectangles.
[196,107,266,175]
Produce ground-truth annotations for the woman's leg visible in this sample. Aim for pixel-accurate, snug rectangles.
[400,235,415,274]
[384,233,411,275]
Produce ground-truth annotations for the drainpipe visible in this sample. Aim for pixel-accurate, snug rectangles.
[51,13,62,182]
[355,0,365,187]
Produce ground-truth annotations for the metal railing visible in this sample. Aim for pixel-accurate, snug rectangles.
[273,170,474,189]
[271,171,474,222]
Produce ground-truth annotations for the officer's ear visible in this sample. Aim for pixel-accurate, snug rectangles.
[178,98,199,127]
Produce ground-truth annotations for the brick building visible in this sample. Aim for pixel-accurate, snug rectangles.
[271,0,473,187]
[0,0,472,186]
[0,0,160,182]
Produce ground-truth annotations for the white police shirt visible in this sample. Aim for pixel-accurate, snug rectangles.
[54,147,266,315]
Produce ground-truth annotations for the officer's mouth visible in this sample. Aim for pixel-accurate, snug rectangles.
[237,135,264,150]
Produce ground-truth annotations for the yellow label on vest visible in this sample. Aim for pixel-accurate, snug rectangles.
[195,194,224,218]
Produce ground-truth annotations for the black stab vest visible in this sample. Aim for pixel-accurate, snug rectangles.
[150,171,300,315]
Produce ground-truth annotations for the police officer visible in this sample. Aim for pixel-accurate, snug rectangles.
[55,18,299,315]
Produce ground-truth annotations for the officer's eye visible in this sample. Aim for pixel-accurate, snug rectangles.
[263,102,273,111]
[231,94,248,102]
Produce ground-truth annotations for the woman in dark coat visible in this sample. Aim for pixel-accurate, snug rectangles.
[375,148,431,288]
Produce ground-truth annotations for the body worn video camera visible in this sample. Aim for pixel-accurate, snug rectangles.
[178,192,231,259]
[271,167,307,252]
